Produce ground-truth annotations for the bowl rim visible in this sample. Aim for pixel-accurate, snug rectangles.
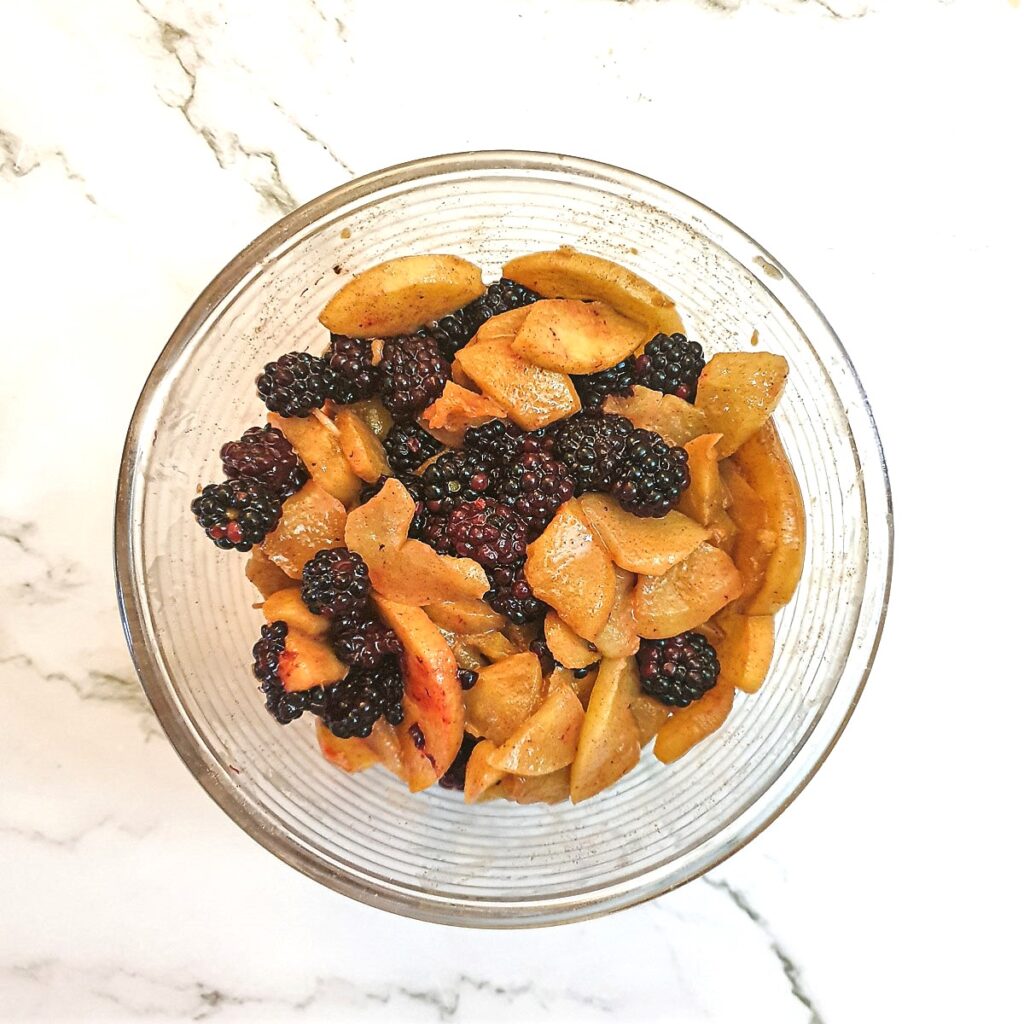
[114,149,893,927]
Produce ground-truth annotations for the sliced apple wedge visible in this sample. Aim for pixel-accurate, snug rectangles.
[729,421,805,614]
[549,665,598,708]
[503,247,684,336]
[464,740,507,803]
[716,613,775,694]
[372,540,489,607]
[605,386,708,448]
[677,433,726,527]
[654,682,734,764]
[463,651,544,745]
[525,499,616,642]
[504,768,572,805]
[425,598,505,634]
[278,629,348,692]
[511,299,648,374]
[316,720,379,773]
[593,566,640,658]
[695,353,788,456]
[421,382,508,446]
[363,720,406,780]
[544,611,598,670]
[261,587,330,637]
[269,412,362,506]
[463,631,521,663]
[375,597,464,782]
[570,656,642,803]
[579,493,708,576]
[319,254,485,337]
[346,396,393,440]
[333,408,390,483]
[245,548,294,598]
[487,683,585,776]
[633,542,743,639]
[719,461,773,604]
[630,693,672,747]
[261,481,348,579]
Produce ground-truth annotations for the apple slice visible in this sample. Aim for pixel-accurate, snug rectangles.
[261,587,330,637]
[545,665,597,708]
[333,408,390,483]
[593,566,640,658]
[695,353,788,456]
[570,656,642,803]
[525,499,616,642]
[372,540,489,607]
[269,412,362,506]
[464,740,507,803]
[261,481,348,579]
[319,254,485,336]
[511,299,648,374]
[421,382,508,446]
[425,598,505,634]
[630,693,672,747]
[503,247,684,336]
[502,622,540,653]
[654,682,734,764]
[729,421,805,614]
[316,720,379,773]
[633,542,743,639]
[719,461,773,605]
[605,386,708,448]
[487,683,585,776]
[544,611,598,670]
[464,631,520,663]
[676,433,726,526]
[363,720,406,780]
[278,629,348,692]
[504,768,572,805]
[579,493,708,576]
[375,597,464,782]
[455,326,581,431]
[463,652,544,745]
[716,613,775,694]
[346,397,393,440]
[245,548,294,598]
[395,694,445,793]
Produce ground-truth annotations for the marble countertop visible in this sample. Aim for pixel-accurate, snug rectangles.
[2,1,1021,1021]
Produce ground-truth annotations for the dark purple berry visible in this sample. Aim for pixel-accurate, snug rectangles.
[378,335,451,420]
[256,351,338,418]
[220,425,307,498]
[633,334,705,402]
[191,478,281,551]
[447,498,528,568]
[300,547,370,618]
[382,422,443,474]
[325,334,377,403]
[637,631,720,708]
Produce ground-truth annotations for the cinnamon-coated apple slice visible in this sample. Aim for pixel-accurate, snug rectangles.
[653,681,734,764]
[695,353,788,456]
[246,548,295,598]
[421,382,508,446]
[487,683,585,776]
[463,652,544,745]
[543,611,598,670]
[676,433,727,527]
[261,587,330,637]
[333,408,390,483]
[605,386,708,449]
[715,612,775,694]
[316,720,379,773]
[261,480,348,579]
[593,566,640,658]
[463,740,506,803]
[277,629,348,692]
[269,412,362,505]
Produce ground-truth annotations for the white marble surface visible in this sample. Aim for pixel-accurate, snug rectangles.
[2,1,1022,1021]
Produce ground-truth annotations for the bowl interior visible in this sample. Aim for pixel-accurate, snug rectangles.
[117,153,891,926]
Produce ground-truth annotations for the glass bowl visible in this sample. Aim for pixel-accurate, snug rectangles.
[115,151,891,927]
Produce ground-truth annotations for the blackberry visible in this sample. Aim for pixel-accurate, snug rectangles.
[492,450,575,539]
[571,358,636,409]
[382,421,443,474]
[359,475,430,539]
[423,279,542,361]
[610,429,690,518]
[191,478,282,550]
[378,335,451,420]
[553,412,633,493]
[330,618,404,669]
[322,660,405,739]
[252,621,325,724]
[458,669,479,691]
[300,547,370,618]
[256,351,337,417]
[637,631,720,708]
[634,333,705,402]
[463,418,524,459]
[439,733,481,791]
[325,334,377,404]
[485,561,546,624]
[419,512,453,556]
[447,498,528,568]
[220,425,307,498]
[420,449,496,515]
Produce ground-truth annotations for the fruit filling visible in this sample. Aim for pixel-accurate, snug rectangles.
[192,247,804,803]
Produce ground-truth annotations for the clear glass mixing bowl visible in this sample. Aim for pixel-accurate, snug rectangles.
[115,151,892,927]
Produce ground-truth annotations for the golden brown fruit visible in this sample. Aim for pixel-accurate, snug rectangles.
[425,598,505,634]
[319,254,485,337]
[544,611,598,670]
[719,461,773,604]
[503,767,572,805]
[245,548,294,598]
[716,613,775,693]
[261,588,330,637]
[729,421,806,614]
[464,740,506,803]
[695,353,788,456]
[463,652,544,745]
[677,433,727,527]
[548,665,598,708]
[604,386,708,449]
[268,412,362,506]
[347,397,393,440]
[333,408,390,483]
[316,720,379,773]
[277,630,348,693]
[570,656,642,803]
[511,299,648,374]
[633,542,743,639]
[525,499,616,642]
[579,493,708,577]
[463,631,521,663]
[421,382,508,446]
[629,693,672,747]
[371,540,489,607]
[487,683,585,776]
[261,481,348,579]
[503,247,684,336]
[653,681,734,764]
[592,566,640,658]
[363,720,406,780]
